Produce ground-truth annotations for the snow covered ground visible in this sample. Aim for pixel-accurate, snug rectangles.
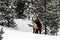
[0,19,60,40]
[14,19,33,32]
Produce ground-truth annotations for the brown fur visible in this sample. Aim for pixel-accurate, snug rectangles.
[32,18,43,34]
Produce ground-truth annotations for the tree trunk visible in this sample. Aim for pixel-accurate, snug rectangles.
[44,0,47,34]
[7,20,9,27]
[45,24,47,34]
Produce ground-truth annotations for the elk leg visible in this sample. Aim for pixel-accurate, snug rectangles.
[35,30,38,33]
[39,29,41,34]
[33,28,35,33]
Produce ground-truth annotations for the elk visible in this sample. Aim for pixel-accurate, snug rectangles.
[32,18,43,34]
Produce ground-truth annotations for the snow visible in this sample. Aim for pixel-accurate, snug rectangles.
[57,29,60,36]
[0,19,60,40]
[14,19,33,32]
[3,30,60,40]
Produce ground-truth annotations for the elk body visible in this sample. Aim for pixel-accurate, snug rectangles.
[32,18,43,34]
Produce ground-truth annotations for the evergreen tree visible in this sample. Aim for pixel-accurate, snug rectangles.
[3,8,16,27]
[15,0,26,18]
[24,0,34,20]
[0,28,4,40]
[0,0,16,27]
[39,0,59,35]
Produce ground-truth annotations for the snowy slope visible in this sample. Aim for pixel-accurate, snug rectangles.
[1,26,60,40]
[14,19,33,32]
[0,26,59,40]
[0,19,60,40]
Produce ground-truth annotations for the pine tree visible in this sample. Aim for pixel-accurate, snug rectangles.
[0,28,4,40]
[3,8,16,27]
[24,0,34,20]
[15,0,26,18]
[39,0,59,35]
[49,0,59,35]
[0,0,16,27]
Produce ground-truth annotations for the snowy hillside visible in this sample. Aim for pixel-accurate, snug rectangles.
[14,19,33,32]
[0,19,60,40]
[3,28,60,40]
[0,26,60,40]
